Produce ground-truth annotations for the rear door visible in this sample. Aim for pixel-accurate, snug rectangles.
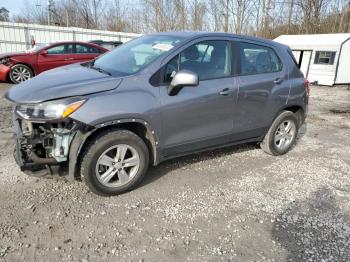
[234,41,288,138]
[73,44,103,63]
[37,43,74,72]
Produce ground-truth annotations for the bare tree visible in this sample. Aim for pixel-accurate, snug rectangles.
[0,7,10,21]
[208,0,224,31]
[296,0,327,33]
[262,0,271,36]
[223,0,229,32]
[8,0,349,37]
[287,0,295,33]
[187,0,207,30]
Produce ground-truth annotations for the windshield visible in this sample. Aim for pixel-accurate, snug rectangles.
[26,43,49,53]
[93,35,185,77]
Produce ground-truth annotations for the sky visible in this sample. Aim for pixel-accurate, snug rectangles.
[0,0,46,16]
[0,0,136,17]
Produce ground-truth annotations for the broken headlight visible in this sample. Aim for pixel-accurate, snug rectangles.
[0,57,9,65]
[16,97,86,121]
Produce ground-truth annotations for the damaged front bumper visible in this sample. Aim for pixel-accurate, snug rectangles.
[0,64,10,82]
[13,113,80,178]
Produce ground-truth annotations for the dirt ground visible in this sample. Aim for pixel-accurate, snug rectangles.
[0,82,349,262]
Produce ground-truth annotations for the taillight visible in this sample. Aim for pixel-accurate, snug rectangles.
[304,79,310,96]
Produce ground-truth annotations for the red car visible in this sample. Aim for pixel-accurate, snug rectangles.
[0,41,108,84]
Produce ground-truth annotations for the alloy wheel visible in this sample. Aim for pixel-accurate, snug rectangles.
[95,144,140,188]
[11,65,32,83]
[274,120,296,150]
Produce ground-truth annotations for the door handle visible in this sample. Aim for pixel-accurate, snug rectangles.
[274,77,283,84]
[64,58,74,61]
[219,88,231,96]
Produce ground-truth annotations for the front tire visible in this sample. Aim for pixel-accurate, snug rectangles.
[260,111,299,156]
[80,129,149,196]
[9,64,34,84]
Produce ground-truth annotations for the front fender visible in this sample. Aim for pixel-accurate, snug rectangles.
[67,118,160,181]
[70,87,160,130]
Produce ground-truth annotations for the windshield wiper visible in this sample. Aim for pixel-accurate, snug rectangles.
[90,65,112,76]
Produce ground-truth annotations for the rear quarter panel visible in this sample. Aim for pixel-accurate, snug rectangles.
[275,45,308,117]
[263,44,307,127]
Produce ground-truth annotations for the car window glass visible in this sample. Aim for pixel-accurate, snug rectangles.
[101,44,115,50]
[75,44,100,54]
[66,44,73,54]
[164,40,231,82]
[239,42,282,75]
[47,44,73,55]
[93,35,184,77]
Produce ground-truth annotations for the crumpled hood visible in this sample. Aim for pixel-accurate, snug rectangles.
[5,64,122,104]
[0,51,30,59]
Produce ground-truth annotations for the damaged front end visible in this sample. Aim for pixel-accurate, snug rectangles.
[12,97,87,177]
[14,119,77,176]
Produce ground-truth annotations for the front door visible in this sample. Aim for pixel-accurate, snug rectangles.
[159,40,237,156]
[37,43,74,73]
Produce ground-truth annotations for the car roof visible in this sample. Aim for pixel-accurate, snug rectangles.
[150,31,285,49]
[49,40,106,46]
[90,40,122,44]
[46,41,109,51]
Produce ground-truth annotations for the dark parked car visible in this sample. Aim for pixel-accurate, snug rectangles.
[5,32,309,196]
[0,41,108,84]
[89,40,123,50]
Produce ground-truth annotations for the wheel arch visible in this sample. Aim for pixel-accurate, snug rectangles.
[11,62,36,75]
[273,104,306,128]
[8,62,36,82]
[68,118,159,181]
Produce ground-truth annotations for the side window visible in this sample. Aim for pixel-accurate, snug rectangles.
[47,44,73,55]
[164,40,231,82]
[101,44,115,51]
[239,42,282,75]
[47,44,65,55]
[75,44,100,54]
[314,51,336,65]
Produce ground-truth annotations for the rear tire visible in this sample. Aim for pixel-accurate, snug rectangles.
[80,129,149,196]
[9,64,34,84]
[260,111,299,156]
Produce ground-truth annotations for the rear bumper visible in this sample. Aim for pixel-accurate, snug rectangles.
[0,64,10,81]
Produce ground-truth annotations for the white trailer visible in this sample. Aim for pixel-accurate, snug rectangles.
[274,33,350,86]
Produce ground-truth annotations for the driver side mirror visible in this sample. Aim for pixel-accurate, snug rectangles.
[168,70,199,96]
[40,50,48,56]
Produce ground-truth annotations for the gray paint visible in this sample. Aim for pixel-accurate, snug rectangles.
[6,32,307,165]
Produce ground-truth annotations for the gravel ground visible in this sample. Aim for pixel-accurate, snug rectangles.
[0,82,349,261]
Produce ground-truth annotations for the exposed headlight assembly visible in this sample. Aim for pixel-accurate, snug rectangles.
[0,57,9,65]
[16,97,86,121]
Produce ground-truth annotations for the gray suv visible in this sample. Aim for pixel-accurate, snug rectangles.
[5,32,309,196]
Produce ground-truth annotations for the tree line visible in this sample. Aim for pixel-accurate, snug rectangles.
[2,0,350,39]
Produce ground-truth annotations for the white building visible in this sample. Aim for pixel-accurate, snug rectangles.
[274,33,350,86]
